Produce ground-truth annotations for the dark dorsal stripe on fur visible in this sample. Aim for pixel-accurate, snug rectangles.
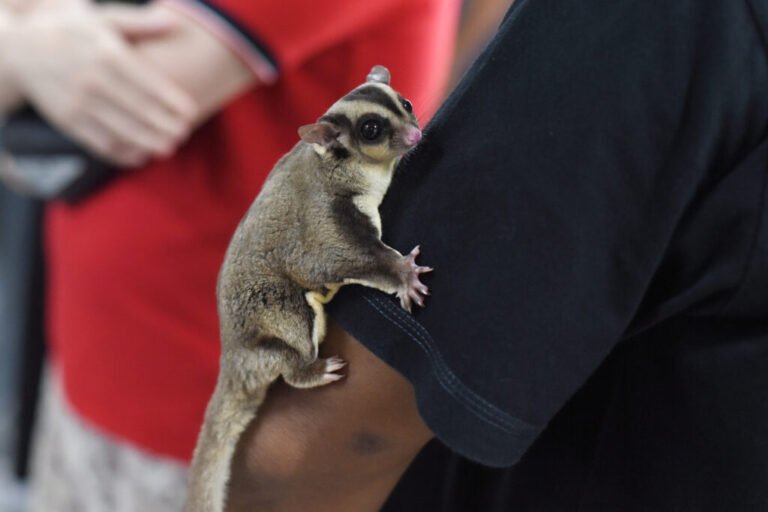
[320,113,354,132]
[330,193,393,278]
[342,86,403,118]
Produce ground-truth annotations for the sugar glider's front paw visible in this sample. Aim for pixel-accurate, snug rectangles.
[396,245,433,313]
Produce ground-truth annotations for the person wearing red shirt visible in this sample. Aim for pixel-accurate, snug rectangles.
[0,0,459,509]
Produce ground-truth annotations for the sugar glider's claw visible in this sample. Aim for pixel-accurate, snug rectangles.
[325,356,347,373]
[319,356,347,384]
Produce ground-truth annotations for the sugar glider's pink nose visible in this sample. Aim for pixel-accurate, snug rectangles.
[404,125,422,146]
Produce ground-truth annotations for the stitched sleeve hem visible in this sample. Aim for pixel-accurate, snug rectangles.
[329,286,541,468]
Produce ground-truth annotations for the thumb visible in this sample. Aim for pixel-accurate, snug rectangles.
[97,4,177,39]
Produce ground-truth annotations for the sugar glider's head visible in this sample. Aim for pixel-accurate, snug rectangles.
[298,65,422,165]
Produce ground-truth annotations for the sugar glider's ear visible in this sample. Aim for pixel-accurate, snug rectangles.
[367,65,391,85]
[298,122,339,147]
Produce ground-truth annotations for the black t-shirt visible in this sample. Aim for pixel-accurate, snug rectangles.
[329,0,768,509]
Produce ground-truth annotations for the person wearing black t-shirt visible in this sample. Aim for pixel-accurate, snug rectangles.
[226,1,768,511]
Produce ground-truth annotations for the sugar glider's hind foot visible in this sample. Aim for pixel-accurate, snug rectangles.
[283,356,347,388]
[396,245,433,312]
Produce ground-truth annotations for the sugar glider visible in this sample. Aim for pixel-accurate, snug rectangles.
[184,65,431,512]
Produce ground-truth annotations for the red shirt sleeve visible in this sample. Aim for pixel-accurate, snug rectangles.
[161,0,417,83]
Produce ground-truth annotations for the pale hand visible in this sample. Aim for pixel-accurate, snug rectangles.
[1,3,198,167]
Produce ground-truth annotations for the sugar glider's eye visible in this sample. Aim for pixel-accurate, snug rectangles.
[360,119,382,141]
[401,99,413,114]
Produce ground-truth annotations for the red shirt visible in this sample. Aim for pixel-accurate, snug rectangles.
[45,0,460,461]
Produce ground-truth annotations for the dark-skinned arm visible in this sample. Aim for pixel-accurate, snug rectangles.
[226,320,434,512]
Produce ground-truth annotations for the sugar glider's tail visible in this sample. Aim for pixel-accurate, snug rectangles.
[184,373,267,512]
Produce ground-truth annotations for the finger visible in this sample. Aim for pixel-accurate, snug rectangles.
[69,117,147,168]
[98,4,176,40]
[97,69,190,142]
[86,94,178,158]
[109,145,149,169]
[111,49,197,122]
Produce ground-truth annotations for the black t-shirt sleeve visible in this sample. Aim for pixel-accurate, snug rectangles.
[329,0,768,467]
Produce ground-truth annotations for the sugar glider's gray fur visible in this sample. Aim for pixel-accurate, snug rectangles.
[184,66,431,512]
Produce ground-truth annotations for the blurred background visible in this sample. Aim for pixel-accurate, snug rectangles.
[0,0,513,510]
